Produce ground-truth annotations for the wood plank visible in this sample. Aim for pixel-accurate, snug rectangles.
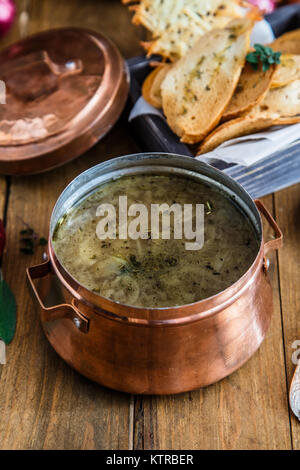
[274,184,300,449]
[0,0,142,450]
[29,0,145,58]
[0,178,6,219]
[0,134,139,450]
[134,196,291,450]
[0,0,293,451]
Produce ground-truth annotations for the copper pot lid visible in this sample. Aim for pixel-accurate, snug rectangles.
[0,28,129,175]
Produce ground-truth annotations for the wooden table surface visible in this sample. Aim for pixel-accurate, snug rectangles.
[0,0,299,450]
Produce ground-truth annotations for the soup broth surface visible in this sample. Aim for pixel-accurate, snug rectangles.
[53,174,259,307]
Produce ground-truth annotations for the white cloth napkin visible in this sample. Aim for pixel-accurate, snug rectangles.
[128,20,300,167]
[129,96,163,121]
[250,18,274,46]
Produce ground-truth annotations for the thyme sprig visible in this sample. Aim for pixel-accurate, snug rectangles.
[246,44,281,72]
[19,226,47,255]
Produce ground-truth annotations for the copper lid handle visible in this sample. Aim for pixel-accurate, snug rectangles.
[255,199,283,255]
[26,259,89,333]
[2,50,83,78]
[41,51,83,78]
[3,50,83,101]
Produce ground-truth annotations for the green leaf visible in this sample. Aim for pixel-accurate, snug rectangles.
[246,52,258,63]
[0,278,17,344]
[262,62,270,72]
[20,228,34,236]
[262,46,273,55]
[246,43,281,72]
[254,43,264,51]
[274,52,282,64]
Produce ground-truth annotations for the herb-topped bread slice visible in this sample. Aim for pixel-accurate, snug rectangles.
[271,54,300,88]
[124,0,244,61]
[270,29,300,55]
[141,8,241,61]
[197,113,300,155]
[142,64,171,108]
[198,79,300,154]
[252,79,300,117]
[161,18,253,144]
[197,114,276,154]
[222,61,276,121]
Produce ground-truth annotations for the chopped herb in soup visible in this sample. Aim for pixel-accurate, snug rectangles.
[53,175,259,307]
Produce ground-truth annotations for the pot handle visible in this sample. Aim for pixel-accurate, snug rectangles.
[26,259,89,333]
[255,199,283,255]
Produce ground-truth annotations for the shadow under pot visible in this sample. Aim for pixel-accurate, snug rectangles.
[27,153,283,395]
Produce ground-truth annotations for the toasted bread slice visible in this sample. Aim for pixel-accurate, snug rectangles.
[270,29,300,55]
[222,62,276,121]
[128,0,243,60]
[144,14,238,61]
[198,79,300,154]
[197,114,276,154]
[161,18,252,144]
[130,0,242,36]
[197,112,300,155]
[271,54,300,88]
[273,115,300,125]
[254,79,300,116]
[142,64,171,108]
[131,0,188,37]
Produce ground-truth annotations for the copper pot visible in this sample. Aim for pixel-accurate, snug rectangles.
[27,153,282,394]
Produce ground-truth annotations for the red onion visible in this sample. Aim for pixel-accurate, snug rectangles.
[0,0,15,37]
[0,220,5,258]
